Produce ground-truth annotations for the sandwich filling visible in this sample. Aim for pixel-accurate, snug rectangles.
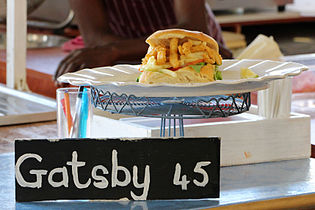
[138,36,222,84]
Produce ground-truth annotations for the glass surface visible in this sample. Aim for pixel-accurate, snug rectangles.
[0,84,56,125]
[0,90,54,116]
[56,87,93,138]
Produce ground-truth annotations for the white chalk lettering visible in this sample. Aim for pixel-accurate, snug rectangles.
[111,149,131,187]
[193,161,211,187]
[15,153,47,188]
[130,165,150,200]
[173,163,190,190]
[92,165,109,189]
[48,167,69,188]
[66,151,91,189]
[16,149,153,199]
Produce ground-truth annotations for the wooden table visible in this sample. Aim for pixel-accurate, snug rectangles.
[0,121,57,154]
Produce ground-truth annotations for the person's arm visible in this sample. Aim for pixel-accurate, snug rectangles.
[174,0,209,33]
[53,38,148,81]
[68,0,148,56]
[68,0,119,47]
[54,0,149,81]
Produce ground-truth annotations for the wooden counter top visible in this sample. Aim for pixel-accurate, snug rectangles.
[0,121,57,154]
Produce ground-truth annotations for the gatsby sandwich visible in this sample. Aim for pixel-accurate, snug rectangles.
[138,29,222,84]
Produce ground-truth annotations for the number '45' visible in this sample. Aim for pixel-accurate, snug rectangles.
[173,161,211,190]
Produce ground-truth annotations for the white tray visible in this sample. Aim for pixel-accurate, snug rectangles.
[92,108,311,166]
[58,59,308,97]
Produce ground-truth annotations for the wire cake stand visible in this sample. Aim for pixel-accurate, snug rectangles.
[90,86,251,137]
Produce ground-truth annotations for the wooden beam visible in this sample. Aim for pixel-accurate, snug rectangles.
[6,0,29,91]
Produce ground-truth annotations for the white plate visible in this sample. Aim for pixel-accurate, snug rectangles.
[58,59,308,97]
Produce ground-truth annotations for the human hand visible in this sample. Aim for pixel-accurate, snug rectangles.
[54,45,118,81]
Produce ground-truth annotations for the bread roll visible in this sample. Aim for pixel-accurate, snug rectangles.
[146,29,219,53]
[139,29,222,84]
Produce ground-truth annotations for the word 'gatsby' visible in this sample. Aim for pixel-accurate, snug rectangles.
[16,150,150,200]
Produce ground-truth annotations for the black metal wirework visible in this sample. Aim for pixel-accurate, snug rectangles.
[90,86,251,137]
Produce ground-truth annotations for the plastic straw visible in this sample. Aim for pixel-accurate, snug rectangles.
[64,91,73,135]
[70,86,84,138]
[78,88,89,138]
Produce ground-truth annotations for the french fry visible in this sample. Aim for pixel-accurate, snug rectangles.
[203,53,214,64]
[170,38,179,68]
[191,44,206,53]
[142,47,158,64]
[205,46,222,65]
[182,40,192,55]
[178,45,184,55]
[156,46,167,65]
[200,64,215,81]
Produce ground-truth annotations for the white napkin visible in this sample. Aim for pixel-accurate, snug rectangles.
[237,34,283,61]
[258,78,292,119]
[237,34,291,119]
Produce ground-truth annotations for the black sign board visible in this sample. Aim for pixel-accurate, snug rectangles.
[15,137,220,202]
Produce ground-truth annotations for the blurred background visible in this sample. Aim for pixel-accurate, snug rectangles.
[0,0,314,97]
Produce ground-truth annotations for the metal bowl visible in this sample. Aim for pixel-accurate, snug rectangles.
[0,32,69,49]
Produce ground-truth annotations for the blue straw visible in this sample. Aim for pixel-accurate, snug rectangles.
[78,88,89,138]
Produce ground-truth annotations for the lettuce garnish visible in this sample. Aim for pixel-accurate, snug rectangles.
[136,73,142,82]
[189,62,206,73]
[214,65,222,80]
[214,70,222,80]
[190,63,222,80]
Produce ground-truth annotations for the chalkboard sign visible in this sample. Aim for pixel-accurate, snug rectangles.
[15,137,220,202]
